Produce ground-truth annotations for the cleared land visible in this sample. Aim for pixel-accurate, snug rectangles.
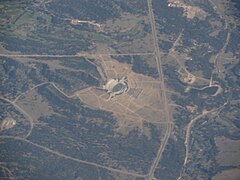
[76,55,167,135]
[215,137,240,166]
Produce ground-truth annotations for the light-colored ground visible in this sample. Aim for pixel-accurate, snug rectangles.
[0,118,16,131]
[75,55,166,135]
[16,88,55,123]
[215,137,240,166]
[70,19,102,31]
[212,168,240,180]
[103,13,149,33]
[168,0,208,20]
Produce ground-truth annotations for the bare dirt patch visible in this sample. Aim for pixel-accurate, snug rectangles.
[0,118,16,131]
[215,136,240,166]
[213,168,240,180]
[103,13,148,33]
[75,55,166,135]
[168,0,208,20]
[16,88,55,122]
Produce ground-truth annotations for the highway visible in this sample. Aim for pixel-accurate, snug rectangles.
[146,0,174,179]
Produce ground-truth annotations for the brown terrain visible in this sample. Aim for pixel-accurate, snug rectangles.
[75,55,167,135]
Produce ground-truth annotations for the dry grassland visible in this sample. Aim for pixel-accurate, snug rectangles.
[75,55,166,135]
